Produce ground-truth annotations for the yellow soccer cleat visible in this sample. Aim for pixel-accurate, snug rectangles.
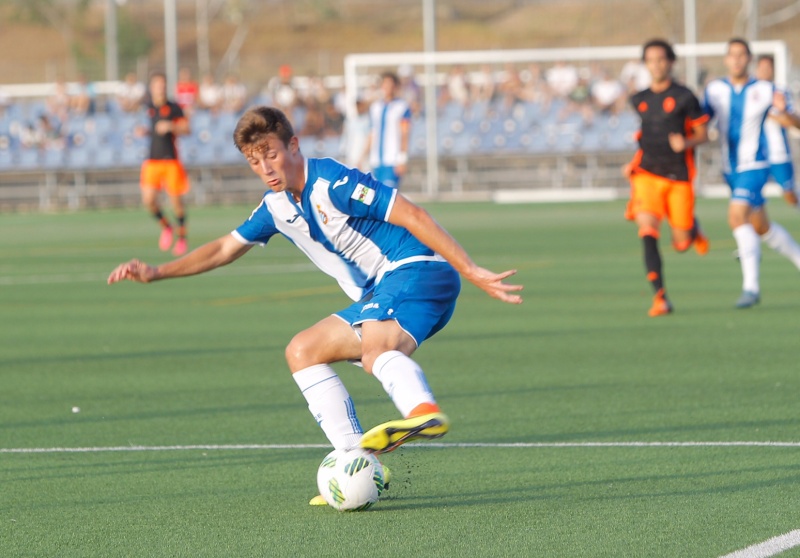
[360,412,450,454]
[309,494,328,506]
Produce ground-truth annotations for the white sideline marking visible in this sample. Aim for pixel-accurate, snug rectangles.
[3,441,800,454]
[719,530,800,558]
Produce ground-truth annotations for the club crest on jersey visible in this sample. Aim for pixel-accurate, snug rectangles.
[351,184,375,205]
[315,204,328,224]
[662,97,676,113]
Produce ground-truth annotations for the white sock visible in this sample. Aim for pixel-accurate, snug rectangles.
[292,364,362,450]
[761,222,800,270]
[733,224,761,293]
[372,350,437,418]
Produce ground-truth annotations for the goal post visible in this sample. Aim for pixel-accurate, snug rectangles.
[343,41,790,198]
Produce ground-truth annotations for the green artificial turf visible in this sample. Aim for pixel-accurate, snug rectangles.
[2,200,800,557]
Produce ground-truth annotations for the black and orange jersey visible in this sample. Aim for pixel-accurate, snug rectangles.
[146,100,185,160]
[630,81,709,182]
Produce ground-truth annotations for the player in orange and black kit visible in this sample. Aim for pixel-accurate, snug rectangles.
[141,72,192,256]
[624,39,710,317]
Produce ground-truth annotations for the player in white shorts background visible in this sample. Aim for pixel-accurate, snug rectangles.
[754,54,800,208]
[702,38,800,309]
[107,105,523,504]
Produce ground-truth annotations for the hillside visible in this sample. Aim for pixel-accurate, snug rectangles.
[0,0,798,88]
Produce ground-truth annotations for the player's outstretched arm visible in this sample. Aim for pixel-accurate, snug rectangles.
[107,234,252,285]
[387,194,523,304]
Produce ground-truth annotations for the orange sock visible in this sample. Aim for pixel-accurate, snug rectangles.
[407,402,441,418]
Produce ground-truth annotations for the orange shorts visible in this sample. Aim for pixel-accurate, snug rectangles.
[627,169,694,231]
[141,159,190,196]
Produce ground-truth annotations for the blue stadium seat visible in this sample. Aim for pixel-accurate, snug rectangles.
[66,146,92,169]
[16,148,41,170]
[41,148,65,170]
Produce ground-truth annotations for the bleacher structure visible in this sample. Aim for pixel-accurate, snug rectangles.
[0,41,794,211]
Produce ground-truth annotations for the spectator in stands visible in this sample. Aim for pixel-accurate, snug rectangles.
[323,100,344,136]
[365,71,411,189]
[545,61,579,101]
[298,99,327,139]
[175,67,199,117]
[266,64,299,115]
[140,72,192,256]
[340,96,371,169]
[590,68,626,116]
[305,73,332,106]
[21,114,65,150]
[221,74,248,114]
[620,58,651,94]
[197,73,223,113]
[398,64,422,117]
[69,73,96,116]
[521,63,551,107]
[116,72,146,113]
[470,64,496,105]
[0,88,10,117]
[46,77,71,123]
[439,65,470,110]
[498,63,525,114]
[558,75,594,126]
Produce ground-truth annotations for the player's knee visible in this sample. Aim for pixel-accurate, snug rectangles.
[285,332,317,370]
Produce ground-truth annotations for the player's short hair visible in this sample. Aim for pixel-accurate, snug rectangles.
[149,71,166,82]
[380,71,400,86]
[727,37,752,56]
[757,54,774,66]
[642,39,676,62]
[233,106,295,151]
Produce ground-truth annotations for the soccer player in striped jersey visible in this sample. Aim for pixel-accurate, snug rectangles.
[703,39,800,308]
[624,39,710,317]
[107,106,523,502]
[754,54,800,208]
[365,71,411,188]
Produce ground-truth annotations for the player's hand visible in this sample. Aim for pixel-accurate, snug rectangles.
[107,259,158,284]
[395,163,408,177]
[621,163,633,178]
[773,90,787,113]
[668,133,687,153]
[155,120,173,135]
[464,267,523,304]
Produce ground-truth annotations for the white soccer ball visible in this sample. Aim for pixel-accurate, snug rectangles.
[316,448,385,511]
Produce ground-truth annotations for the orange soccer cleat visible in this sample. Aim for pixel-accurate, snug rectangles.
[648,289,673,317]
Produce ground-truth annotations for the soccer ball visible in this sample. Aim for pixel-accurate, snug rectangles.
[316,448,385,511]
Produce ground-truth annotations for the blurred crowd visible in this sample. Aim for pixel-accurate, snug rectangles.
[0,60,654,159]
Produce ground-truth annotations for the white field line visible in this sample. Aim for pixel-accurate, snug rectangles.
[719,530,800,558]
[3,441,800,454]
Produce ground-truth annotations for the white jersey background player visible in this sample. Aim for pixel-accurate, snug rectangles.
[702,38,800,309]
[755,54,800,207]
[107,105,523,504]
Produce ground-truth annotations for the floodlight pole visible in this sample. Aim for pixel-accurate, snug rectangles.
[684,0,698,92]
[422,0,439,198]
[164,0,179,93]
[104,0,119,81]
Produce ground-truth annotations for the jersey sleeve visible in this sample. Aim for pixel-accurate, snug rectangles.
[686,91,709,126]
[701,86,715,119]
[783,88,795,114]
[325,162,398,222]
[232,198,279,245]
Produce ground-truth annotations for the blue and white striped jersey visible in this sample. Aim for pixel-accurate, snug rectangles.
[368,98,411,168]
[232,157,439,301]
[764,86,795,165]
[703,77,774,174]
